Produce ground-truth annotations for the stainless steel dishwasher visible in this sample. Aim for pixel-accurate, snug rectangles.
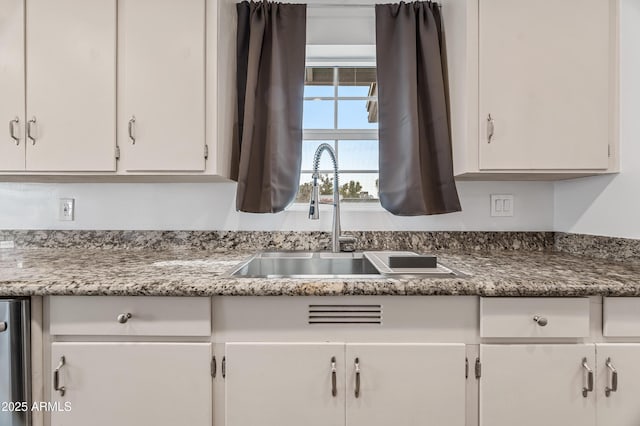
[0,298,30,426]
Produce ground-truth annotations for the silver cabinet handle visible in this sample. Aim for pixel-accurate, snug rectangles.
[605,357,618,397]
[582,357,594,397]
[117,313,132,323]
[54,356,66,396]
[128,116,136,144]
[27,117,37,145]
[0,321,7,332]
[487,113,494,144]
[9,117,19,145]
[533,315,548,327]
[331,356,337,397]
[354,357,361,398]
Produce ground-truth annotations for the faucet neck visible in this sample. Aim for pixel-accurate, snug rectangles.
[310,143,341,252]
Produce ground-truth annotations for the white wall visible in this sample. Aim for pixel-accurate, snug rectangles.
[554,0,640,239]
[0,181,553,231]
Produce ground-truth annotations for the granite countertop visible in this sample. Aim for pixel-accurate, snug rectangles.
[1,247,640,297]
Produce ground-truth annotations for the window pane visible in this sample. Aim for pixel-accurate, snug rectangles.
[337,100,378,129]
[303,100,334,129]
[295,172,336,204]
[339,173,379,201]
[337,140,378,170]
[304,67,334,98]
[338,67,377,97]
[301,140,335,171]
[295,172,379,203]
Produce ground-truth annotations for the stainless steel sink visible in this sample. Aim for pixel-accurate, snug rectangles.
[227,252,467,279]
[227,252,382,279]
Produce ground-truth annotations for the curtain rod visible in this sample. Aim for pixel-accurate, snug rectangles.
[306,3,442,8]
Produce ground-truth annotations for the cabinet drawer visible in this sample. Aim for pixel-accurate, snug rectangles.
[480,297,590,338]
[603,297,640,337]
[49,296,211,337]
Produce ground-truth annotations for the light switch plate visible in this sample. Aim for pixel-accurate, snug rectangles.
[59,198,75,221]
[490,194,514,217]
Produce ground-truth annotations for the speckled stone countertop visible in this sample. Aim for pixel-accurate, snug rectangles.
[1,247,640,297]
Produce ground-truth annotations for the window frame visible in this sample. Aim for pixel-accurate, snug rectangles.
[300,62,380,202]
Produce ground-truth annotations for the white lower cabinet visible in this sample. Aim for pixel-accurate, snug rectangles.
[346,343,466,426]
[49,342,212,426]
[225,343,345,426]
[596,344,640,426]
[480,344,596,426]
[225,342,466,426]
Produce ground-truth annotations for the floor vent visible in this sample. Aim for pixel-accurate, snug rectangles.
[308,304,382,325]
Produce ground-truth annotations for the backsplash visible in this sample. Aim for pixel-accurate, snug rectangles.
[554,233,640,262]
[0,230,553,252]
[4,230,638,262]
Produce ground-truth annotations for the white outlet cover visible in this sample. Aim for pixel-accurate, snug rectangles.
[490,194,514,217]
[59,198,75,221]
[0,241,15,249]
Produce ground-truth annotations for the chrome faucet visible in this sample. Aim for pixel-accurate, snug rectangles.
[308,143,357,252]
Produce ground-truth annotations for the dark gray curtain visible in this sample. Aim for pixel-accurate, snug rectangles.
[234,1,307,213]
[375,1,461,215]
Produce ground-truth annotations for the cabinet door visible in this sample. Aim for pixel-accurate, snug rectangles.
[226,343,345,426]
[480,344,596,426]
[346,343,466,426]
[479,0,610,170]
[596,344,640,426]
[118,0,205,171]
[26,0,116,171]
[50,342,211,426]
[0,0,25,171]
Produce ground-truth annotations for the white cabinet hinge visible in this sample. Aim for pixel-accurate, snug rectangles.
[608,144,611,158]
[475,357,481,379]
[115,145,120,160]
[204,144,209,160]
[211,356,217,378]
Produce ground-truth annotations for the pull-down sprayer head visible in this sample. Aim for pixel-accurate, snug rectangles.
[308,174,320,219]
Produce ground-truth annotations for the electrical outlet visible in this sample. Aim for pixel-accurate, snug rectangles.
[0,241,15,249]
[59,198,75,221]
[490,194,514,217]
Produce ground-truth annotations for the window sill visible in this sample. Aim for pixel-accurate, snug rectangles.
[288,202,383,212]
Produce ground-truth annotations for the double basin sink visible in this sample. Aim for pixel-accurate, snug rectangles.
[227,251,466,279]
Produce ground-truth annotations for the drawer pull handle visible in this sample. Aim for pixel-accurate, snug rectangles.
[354,357,361,398]
[117,313,132,323]
[582,357,594,397]
[533,315,548,327]
[54,356,66,397]
[605,357,618,397]
[331,356,337,397]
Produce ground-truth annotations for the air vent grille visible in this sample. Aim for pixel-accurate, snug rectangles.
[308,304,382,325]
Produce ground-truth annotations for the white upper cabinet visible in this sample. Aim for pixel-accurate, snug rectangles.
[478,0,611,171]
[0,0,25,171]
[118,0,206,172]
[451,0,616,178]
[25,0,116,171]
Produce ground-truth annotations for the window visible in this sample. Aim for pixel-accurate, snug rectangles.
[296,66,379,204]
